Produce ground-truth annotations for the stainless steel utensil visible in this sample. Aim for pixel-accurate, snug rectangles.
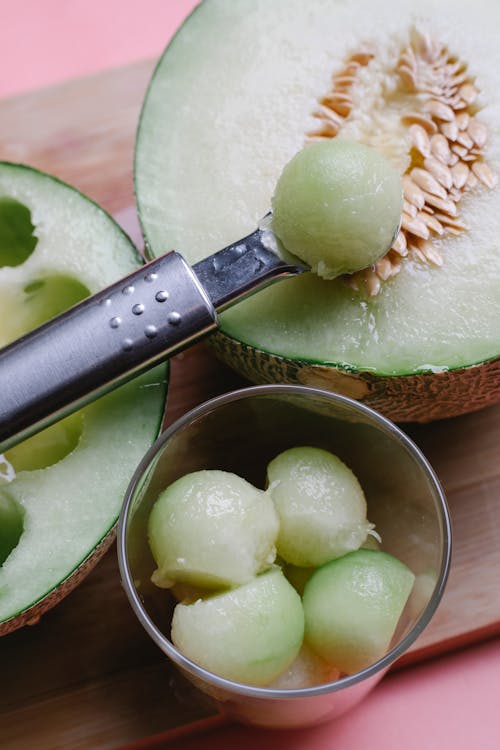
[0,218,306,452]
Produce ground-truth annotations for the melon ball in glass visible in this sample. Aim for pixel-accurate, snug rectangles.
[148,469,279,589]
[266,446,373,567]
[303,549,415,675]
[171,567,304,686]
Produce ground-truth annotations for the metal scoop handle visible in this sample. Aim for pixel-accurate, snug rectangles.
[0,223,305,452]
[0,252,216,451]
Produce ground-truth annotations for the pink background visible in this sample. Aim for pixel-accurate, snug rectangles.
[2,1,499,747]
[0,0,199,98]
[165,637,500,750]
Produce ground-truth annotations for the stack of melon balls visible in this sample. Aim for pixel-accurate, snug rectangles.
[147,141,415,688]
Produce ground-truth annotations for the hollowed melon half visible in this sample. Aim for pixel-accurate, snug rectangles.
[135,0,500,422]
[0,163,167,635]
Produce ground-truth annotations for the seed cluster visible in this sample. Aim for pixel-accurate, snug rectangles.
[307,29,497,295]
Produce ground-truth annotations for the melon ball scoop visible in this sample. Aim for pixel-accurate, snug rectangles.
[0,141,402,452]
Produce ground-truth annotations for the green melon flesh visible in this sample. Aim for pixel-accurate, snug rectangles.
[272,140,403,278]
[266,447,372,567]
[148,469,278,589]
[0,163,166,633]
[135,0,500,380]
[171,568,304,686]
[303,549,415,674]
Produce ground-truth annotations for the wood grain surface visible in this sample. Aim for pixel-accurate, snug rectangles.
[1,62,500,750]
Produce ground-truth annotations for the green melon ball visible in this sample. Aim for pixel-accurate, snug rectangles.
[148,470,279,590]
[303,549,415,675]
[271,140,403,278]
[266,446,373,567]
[171,568,304,686]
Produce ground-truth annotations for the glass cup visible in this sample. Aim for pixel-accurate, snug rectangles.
[117,385,451,729]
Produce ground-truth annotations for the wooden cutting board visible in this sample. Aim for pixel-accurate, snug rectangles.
[1,61,500,750]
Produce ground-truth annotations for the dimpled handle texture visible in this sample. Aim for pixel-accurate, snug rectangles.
[0,251,217,451]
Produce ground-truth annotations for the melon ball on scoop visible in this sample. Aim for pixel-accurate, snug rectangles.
[271,139,403,278]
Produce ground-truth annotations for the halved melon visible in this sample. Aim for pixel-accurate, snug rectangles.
[135,0,500,422]
[0,163,167,635]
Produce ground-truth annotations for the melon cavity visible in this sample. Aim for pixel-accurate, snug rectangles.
[0,196,37,267]
[5,412,83,473]
[0,490,24,567]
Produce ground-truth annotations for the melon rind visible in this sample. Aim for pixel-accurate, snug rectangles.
[135,0,500,422]
[0,163,167,635]
[0,529,114,635]
[210,331,500,423]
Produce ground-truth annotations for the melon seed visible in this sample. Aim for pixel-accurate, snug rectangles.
[306,28,496,295]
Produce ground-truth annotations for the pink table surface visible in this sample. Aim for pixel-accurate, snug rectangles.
[138,638,500,750]
[2,1,500,748]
